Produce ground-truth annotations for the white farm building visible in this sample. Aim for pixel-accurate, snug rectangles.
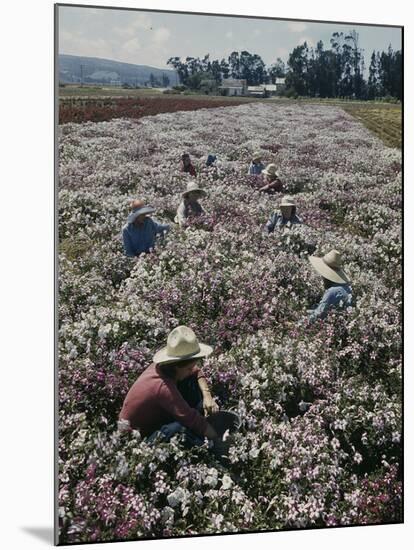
[247,79,286,97]
[219,79,247,96]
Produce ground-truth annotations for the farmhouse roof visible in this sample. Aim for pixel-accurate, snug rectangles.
[275,78,286,84]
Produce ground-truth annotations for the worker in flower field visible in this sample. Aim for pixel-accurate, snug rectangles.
[248,151,265,175]
[259,163,284,193]
[265,195,303,233]
[118,325,220,448]
[307,249,353,321]
[175,181,207,228]
[122,199,170,257]
[206,154,217,167]
[180,153,197,176]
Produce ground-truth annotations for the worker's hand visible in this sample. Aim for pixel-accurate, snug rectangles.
[203,395,219,416]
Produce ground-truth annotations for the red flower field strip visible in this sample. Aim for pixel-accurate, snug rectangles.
[59,96,247,124]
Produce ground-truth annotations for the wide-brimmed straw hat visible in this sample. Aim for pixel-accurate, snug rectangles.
[262,163,279,177]
[280,195,296,207]
[153,325,213,366]
[252,150,263,161]
[309,249,350,284]
[127,199,155,224]
[182,181,207,198]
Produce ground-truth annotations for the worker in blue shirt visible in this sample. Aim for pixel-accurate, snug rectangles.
[122,199,170,257]
[248,151,265,175]
[265,195,303,233]
[308,249,353,321]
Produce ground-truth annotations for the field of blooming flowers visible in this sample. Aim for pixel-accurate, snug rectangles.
[58,101,402,544]
[58,95,249,124]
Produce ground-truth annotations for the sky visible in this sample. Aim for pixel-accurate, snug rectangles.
[58,5,402,70]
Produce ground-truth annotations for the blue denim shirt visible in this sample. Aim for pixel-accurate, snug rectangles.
[122,218,170,257]
[309,284,353,322]
[248,162,265,175]
[265,212,302,233]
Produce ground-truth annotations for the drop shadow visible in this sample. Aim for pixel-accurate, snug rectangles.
[21,526,54,544]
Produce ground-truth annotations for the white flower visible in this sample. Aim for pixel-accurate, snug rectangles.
[249,447,260,459]
[353,452,363,464]
[221,474,233,490]
[392,431,401,443]
[135,464,144,476]
[161,506,174,523]
[167,487,186,508]
[205,468,218,488]
[211,513,224,529]
[331,438,341,450]
[117,419,131,433]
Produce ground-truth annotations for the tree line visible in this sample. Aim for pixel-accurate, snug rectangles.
[167,30,402,100]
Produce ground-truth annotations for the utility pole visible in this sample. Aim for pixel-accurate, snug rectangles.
[80,64,84,87]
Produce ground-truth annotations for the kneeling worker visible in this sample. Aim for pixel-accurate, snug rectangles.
[122,199,170,257]
[308,249,353,322]
[119,326,220,447]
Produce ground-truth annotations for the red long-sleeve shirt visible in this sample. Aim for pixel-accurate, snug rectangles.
[261,177,284,193]
[119,363,208,437]
[181,162,197,177]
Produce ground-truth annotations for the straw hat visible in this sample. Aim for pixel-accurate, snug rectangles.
[262,163,279,177]
[252,150,263,162]
[309,249,350,284]
[280,195,295,207]
[182,181,207,198]
[127,199,155,224]
[153,325,213,365]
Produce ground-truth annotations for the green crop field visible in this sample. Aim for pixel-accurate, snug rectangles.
[340,104,402,149]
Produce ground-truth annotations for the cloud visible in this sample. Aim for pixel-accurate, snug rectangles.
[274,47,289,59]
[60,35,117,62]
[113,13,152,37]
[85,8,103,16]
[59,29,75,44]
[152,27,171,44]
[287,22,308,33]
[120,38,142,57]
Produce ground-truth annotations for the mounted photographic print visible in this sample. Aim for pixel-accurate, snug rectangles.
[55,2,403,545]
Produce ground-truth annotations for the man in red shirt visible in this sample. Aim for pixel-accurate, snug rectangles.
[180,153,197,177]
[259,163,284,193]
[119,326,219,446]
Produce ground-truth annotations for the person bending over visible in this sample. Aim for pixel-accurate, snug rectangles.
[119,325,219,447]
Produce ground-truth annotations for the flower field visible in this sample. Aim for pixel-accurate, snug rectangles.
[58,102,402,543]
[58,95,249,124]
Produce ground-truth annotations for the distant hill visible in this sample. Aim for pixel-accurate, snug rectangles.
[58,54,179,86]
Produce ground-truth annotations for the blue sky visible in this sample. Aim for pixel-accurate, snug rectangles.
[58,5,402,70]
